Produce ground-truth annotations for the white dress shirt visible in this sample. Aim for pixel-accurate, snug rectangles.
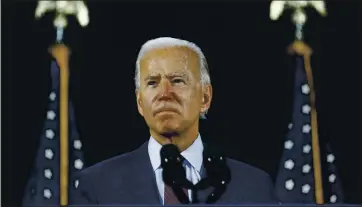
[148,134,203,204]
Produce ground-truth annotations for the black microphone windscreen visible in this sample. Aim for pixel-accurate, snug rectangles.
[160,144,180,157]
[160,144,183,167]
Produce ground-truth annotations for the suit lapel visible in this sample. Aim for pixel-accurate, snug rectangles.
[122,142,160,204]
[193,165,213,203]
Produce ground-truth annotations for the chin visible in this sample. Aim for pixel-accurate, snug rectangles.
[158,123,180,133]
[156,119,182,134]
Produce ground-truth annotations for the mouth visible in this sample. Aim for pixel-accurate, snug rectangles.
[154,108,179,116]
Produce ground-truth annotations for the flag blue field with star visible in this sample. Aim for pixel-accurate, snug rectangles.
[22,60,85,206]
[275,55,344,204]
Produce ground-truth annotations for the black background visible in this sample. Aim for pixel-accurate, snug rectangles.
[3,1,361,206]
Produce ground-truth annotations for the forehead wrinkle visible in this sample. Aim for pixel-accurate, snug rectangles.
[166,71,189,77]
[140,47,200,81]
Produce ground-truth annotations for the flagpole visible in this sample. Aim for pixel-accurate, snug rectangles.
[291,8,324,205]
[270,1,327,204]
[35,1,89,205]
[51,18,70,207]
[287,36,325,205]
[52,43,70,207]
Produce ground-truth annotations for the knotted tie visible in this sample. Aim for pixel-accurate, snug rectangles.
[164,160,191,204]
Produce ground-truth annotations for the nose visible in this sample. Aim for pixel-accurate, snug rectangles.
[158,79,173,100]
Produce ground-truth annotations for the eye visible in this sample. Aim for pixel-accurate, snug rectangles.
[172,78,185,84]
[147,81,157,86]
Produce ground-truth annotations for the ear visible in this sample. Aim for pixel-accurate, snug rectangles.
[200,84,212,114]
[136,90,144,117]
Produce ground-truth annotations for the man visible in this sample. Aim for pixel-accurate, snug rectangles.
[71,37,278,205]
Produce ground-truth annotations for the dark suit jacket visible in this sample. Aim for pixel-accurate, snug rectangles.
[70,141,279,205]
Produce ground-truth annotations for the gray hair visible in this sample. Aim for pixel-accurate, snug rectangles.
[135,37,211,119]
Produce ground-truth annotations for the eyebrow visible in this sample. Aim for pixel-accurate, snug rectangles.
[166,72,189,78]
[144,74,160,82]
[144,71,190,81]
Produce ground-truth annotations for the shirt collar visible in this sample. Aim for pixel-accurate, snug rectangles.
[148,134,203,173]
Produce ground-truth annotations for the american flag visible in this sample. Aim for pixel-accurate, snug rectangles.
[22,60,85,206]
[274,54,344,204]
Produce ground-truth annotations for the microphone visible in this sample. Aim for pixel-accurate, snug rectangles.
[194,144,231,204]
[160,144,193,204]
[160,143,231,204]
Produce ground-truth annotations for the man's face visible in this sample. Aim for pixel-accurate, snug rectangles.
[136,46,212,135]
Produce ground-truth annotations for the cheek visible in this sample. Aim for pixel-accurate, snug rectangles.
[180,89,201,109]
[140,93,156,112]
[142,98,153,110]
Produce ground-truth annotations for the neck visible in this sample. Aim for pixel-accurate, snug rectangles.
[150,123,199,152]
